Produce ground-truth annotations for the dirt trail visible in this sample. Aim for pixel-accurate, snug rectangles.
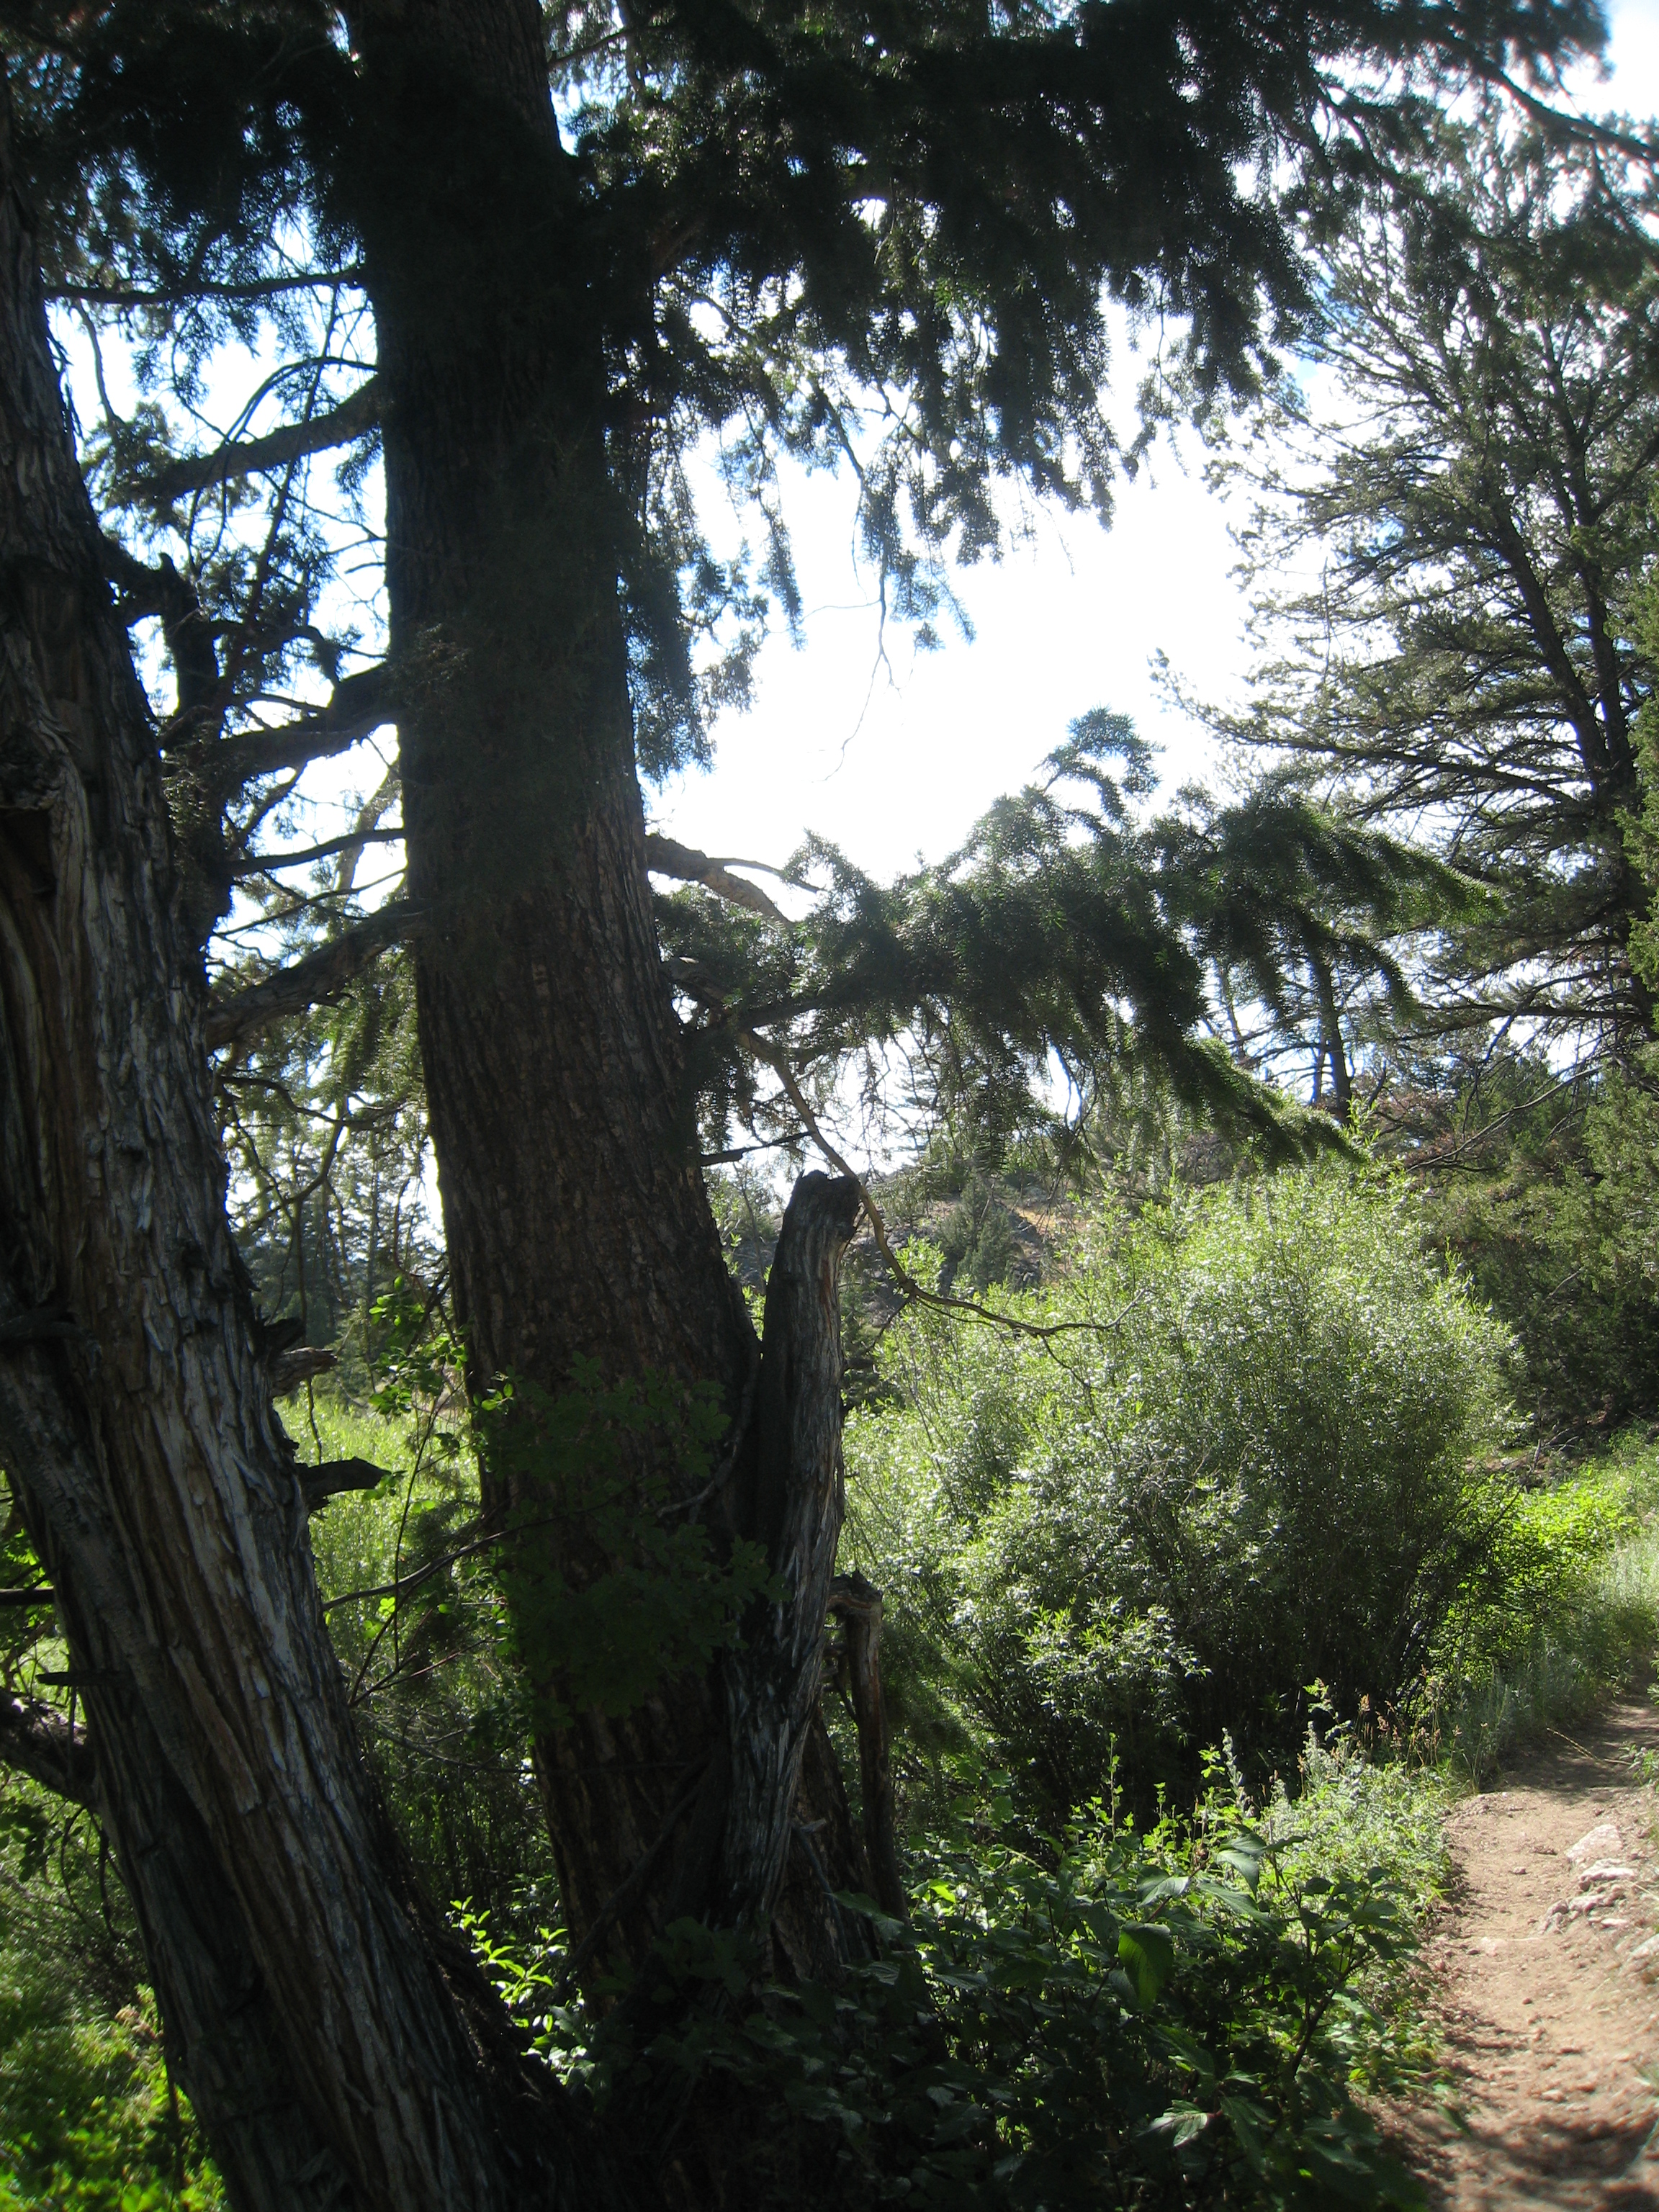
[1398,1699,1659,2207]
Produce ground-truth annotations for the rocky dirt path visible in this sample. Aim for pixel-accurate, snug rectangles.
[1398,1698,1659,2207]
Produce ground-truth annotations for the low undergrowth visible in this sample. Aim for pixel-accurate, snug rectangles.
[455,1424,1657,2210]
[1429,1430,1659,1784]
[6,1194,1657,2207]
[0,1800,220,2211]
[469,1730,1449,2211]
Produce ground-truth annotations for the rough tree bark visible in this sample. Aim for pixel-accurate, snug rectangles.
[1,68,889,2203]
[0,78,642,2212]
[346,0,871,1977]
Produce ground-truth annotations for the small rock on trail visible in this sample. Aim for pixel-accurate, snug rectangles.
[1396,1699,1659,2207]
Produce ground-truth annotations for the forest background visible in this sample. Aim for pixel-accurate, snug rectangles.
[9,2,1659,2209]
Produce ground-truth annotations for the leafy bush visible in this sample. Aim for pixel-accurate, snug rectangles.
[469,1742,1441,2211]
[846,1167,1512,1815]
[1429,1430,1659,1779]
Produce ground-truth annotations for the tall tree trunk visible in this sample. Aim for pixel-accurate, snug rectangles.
[1310,953,1352,1125]
[349,0,868,1976]
[0,78,639,2212]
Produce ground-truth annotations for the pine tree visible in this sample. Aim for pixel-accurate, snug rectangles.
[1198,101,1659,1061]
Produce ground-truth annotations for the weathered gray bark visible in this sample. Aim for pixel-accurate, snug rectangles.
[1310,953,1352,1125]
[0,79,639,2212]
[0,20,890,2198]
[711,1174,863,1936]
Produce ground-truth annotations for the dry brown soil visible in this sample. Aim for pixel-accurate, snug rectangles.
[1395,1699,1659,2208]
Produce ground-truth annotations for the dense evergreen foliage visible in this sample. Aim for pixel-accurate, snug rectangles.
[1198,106,1659,1060]
[8,0,1604,802]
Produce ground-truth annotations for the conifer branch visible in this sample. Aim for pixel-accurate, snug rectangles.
[1445,53,1659,168]
[207,902,422,1049]
[232,827,403,879]
[178,663,395,791]
[51,269,366,307]
[123,377,382,507]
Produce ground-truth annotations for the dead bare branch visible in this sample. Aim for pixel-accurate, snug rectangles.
[646,832,788,922]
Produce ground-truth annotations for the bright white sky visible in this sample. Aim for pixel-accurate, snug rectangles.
[655,0,1659,892]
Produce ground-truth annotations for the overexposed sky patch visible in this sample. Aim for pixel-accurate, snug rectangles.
[656,1,1659,889]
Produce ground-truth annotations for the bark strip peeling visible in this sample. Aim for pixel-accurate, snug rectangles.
[0,1689,94,1807]
[644,832,786,922]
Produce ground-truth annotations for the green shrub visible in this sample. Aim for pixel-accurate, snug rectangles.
[1430,1430,1659,1778]
[846,1167,1512,1815]
[469,1742,1439,2211]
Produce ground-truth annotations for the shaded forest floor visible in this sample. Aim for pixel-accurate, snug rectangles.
[1395,1696,1659,2206]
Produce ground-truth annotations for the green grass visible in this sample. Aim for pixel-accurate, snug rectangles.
[1431,1430,1659,1785]
[292,1388,560,1946]
[293,1393,441,1594]
[0,1818,221,2211]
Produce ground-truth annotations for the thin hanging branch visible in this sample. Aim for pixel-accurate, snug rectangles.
[738,1031,1139,1344]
